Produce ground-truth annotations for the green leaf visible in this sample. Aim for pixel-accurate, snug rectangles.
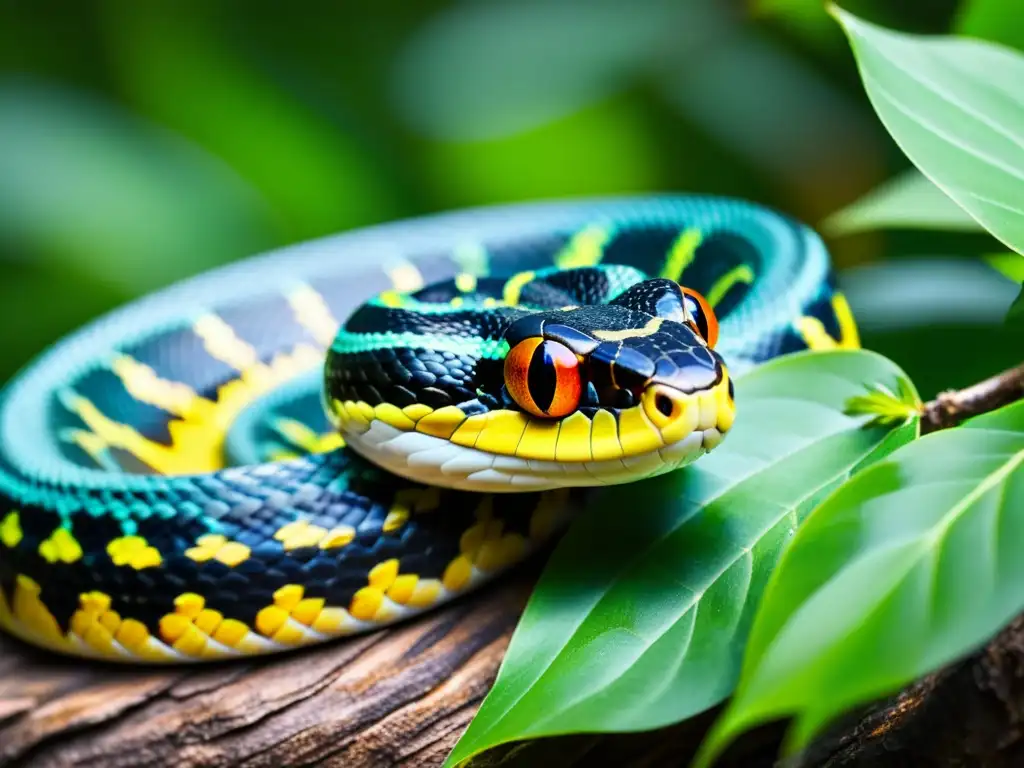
[697,399,1024,765]
[845,378,919,425]
[831,6,1024,256]
[823,169,984,236]
[445,350,919,767]
[986,253,1024,283]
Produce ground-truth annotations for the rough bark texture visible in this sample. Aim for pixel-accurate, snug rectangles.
[0,577,530,768]
[4,572,1024,767]
[920,362,1024,434]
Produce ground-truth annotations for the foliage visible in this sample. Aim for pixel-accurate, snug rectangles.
[831,4,1024,258]
[822,169,982,236]
[445,351,918,767]
[449,2,1024,765]
[697,399,1024,764]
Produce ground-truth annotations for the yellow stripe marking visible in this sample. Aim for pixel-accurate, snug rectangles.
[455,273,477,293]
[442,555,473,592]
[833,292,861,348]
[0,511,22,548]
[86,342,322,474]
[287,285,339,347]
[383,506,409,533]
[795,308,855,351]
[107,536,163,570]
[184,534,252,567]
[378,290,403,308]
[38,527,83,564]
[113,355,210,419]
[273,418,344,454]
[385,260,424,292]
[705,264,755,308]
[660,228,703,281]
[193,314,259,371]
[502,270,535,306]
[349,586,384,621]
[555,224,611,269]
[320,526,356,549]
[274,520,328,551]
[593,317,664,341]
[387,574,419,605]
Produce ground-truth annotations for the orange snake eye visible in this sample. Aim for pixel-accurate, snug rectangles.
[681,287,718,348]
[504,338,582,419]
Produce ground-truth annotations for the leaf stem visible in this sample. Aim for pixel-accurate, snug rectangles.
[920,360,1024,434]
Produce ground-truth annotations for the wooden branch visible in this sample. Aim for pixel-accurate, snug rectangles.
[4,362,1024,768]
[795,616,1024,767]
[0,578,533,768]
[920,360,1024,434]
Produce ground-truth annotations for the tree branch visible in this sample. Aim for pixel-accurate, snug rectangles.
[920,360,1024,434]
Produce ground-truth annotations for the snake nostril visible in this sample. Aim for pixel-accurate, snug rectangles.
[655,393,675,418]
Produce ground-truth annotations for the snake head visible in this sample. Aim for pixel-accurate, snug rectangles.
[327,276,734,492]
[500,284,732,459]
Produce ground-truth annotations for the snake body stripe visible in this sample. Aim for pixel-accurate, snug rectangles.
[0,196,857,663]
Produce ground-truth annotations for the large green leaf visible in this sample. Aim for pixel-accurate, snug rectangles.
[445,350,919,767]
[832,6,1024,257]
[822,169,983,236]
[697,399,1024,765]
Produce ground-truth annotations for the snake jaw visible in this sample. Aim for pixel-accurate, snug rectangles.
[332,371,734,493]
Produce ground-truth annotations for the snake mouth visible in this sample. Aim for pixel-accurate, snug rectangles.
[330,372,734,493]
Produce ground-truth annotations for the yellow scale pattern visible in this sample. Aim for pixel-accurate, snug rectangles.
[796,293,860,351]
[331,372,736,464]
[0,487,561,662]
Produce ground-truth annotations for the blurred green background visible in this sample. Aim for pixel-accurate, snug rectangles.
[1,0,1020,399]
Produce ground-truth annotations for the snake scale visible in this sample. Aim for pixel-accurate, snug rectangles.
[0,196,858,663]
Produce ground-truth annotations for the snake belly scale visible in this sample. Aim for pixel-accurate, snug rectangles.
[0,196,858,663]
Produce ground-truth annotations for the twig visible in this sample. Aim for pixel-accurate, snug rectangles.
[919,360,1024,435]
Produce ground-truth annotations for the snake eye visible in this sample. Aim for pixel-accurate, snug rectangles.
[504,338,581,418]
[682,287,718,348]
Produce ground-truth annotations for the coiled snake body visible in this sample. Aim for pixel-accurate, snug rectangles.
[0,197,858,663]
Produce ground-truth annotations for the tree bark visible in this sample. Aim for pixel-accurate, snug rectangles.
[0,576,532,768]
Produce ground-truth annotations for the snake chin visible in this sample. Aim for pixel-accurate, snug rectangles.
[340,417,725,494]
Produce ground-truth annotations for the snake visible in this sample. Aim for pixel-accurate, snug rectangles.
[0,196,858,663]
